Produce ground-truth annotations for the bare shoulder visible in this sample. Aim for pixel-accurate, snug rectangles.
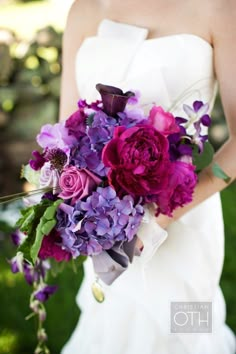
[65,0,104,40]
[59,0,105,119]
[206,0,236,43]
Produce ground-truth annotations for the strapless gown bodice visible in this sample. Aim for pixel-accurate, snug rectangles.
[62,19,236,354]
[75,19,216,117]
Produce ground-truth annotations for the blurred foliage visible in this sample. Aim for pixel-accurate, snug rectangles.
[0,26,61,139]
[0,26,62,195]
[17,0,46,2]
[0,233,82,354]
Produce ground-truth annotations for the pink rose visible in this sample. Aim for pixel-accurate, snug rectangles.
[102,125,171,199]
[148,106,180,136]
[155,161,197,217]
[39,230,71,262]
[59,166,101,203]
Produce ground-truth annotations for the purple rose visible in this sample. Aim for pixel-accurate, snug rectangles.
[59,166,102,204]
[102,125,171,199]
[155,161,197,216]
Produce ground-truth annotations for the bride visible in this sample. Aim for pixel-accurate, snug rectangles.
[60,0,236,353]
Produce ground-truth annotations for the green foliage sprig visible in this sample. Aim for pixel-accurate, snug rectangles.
[17,199,62,263]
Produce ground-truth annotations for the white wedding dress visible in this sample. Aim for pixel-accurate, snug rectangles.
[62,19,236,354]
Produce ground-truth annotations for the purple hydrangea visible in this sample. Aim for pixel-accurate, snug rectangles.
[56,187,144,258]
[117,108,147,128]
[69,111,117,177]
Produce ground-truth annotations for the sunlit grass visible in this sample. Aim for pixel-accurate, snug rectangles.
[0,236,82,354]
[0,329,19,354]
[0,268,23,287]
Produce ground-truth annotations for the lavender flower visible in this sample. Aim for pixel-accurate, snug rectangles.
[168,101,212,161]
[29,150,46,171]
[36,123,76,152]
[78,98,102,111]
[11,230,25,246]
[192,121,208,153]
[183,100,210,129]
[44,148,67,171]
[127,90,141,105]
[10,255,50,285]
[34,284,58,302]
[168,131,193,161]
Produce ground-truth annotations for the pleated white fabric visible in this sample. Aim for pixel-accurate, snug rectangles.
[62,19,236,354]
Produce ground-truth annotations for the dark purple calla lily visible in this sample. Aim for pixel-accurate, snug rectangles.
[96,83,135,117]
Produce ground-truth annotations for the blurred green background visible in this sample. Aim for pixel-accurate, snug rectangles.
[0,1,235,353]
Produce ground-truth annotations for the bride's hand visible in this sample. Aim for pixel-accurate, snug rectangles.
[148,203,172,230]
[136,204,170,251]
[155,213,172,230]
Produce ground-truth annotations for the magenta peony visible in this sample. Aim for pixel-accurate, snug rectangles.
[102,125,171,199]
[148,106,180,136]
[155,161,197,216]
[39,230,71,262]
[58,166,101,203]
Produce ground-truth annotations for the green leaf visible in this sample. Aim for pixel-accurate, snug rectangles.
[16,207,35,231]
[30,218,45,263]
[86,113,95,126]
[44,205,57,220]
[192,141,215,172]
[16,199,53,262]
[41,219,56,235]
[30,199,62,263]
[18,236,34,264]
[212,163,231,183]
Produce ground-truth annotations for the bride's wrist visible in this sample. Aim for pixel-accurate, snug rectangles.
[155,213,172,230]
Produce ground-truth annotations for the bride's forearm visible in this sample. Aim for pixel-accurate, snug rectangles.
[157,136,236,228]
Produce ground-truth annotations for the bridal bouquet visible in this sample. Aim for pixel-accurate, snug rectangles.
[4,83,225,353]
